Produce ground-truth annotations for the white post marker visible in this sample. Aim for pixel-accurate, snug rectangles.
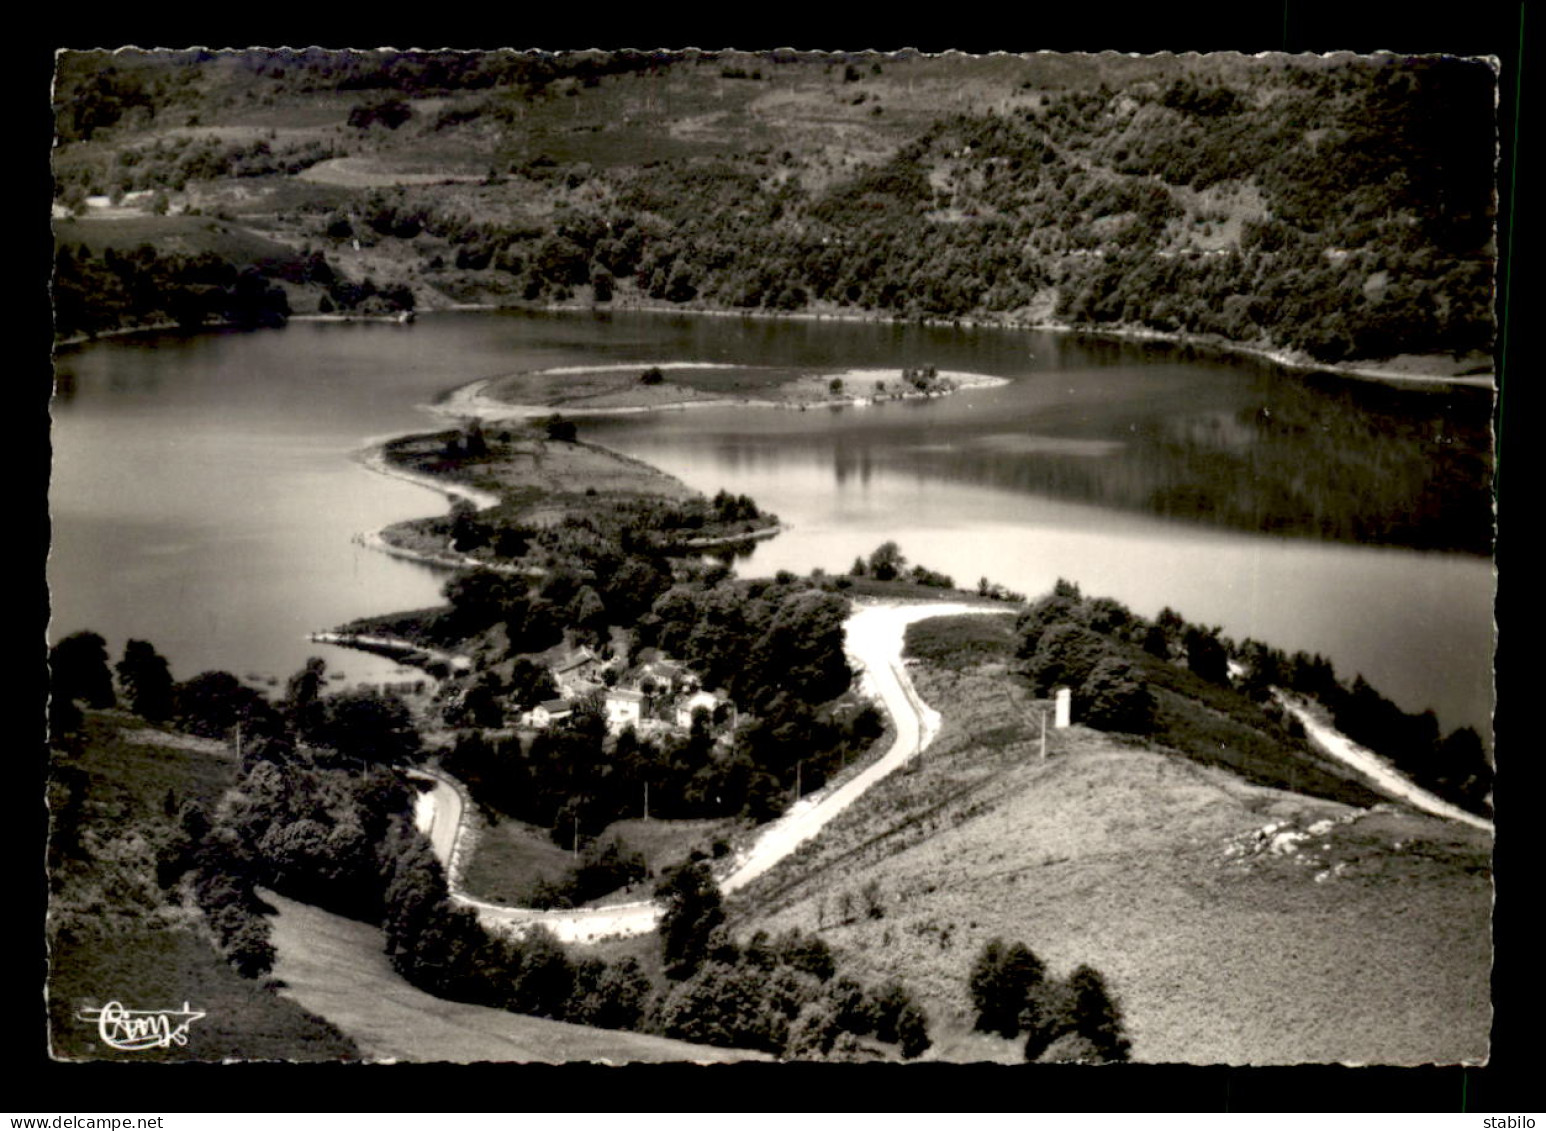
[1054,687,1072,729]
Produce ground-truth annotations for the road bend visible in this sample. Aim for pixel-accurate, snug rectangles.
[413,600,1006,942]
[1273,691,1494,835]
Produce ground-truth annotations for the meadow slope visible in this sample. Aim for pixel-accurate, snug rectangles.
[732,656,1492,1065]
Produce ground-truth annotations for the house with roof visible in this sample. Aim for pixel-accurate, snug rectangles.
[604,687,645,735]
[552,646,602,692]
[626,657,696,697]
[676,688,734,731]
[528,698,574,729]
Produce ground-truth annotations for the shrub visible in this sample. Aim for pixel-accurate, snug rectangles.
[656,861,724,980]
[1080,657,1156,734]
[1024,623,1109,697]
[897,999,932,1059]
[970,938,1047,1037]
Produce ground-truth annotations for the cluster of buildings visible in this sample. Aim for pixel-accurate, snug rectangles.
[521,646,736,739]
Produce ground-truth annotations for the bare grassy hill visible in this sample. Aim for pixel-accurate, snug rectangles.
[729,648,1491,1065]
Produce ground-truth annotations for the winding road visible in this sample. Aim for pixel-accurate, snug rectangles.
[414,600,1004,942]
[1274,691,1494,834]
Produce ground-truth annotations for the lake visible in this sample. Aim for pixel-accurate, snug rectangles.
[48,309,1495,738]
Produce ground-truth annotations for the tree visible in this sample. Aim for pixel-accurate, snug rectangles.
[1015,592,1083,657]
[454,671,507,729]
[174,671,274,739]
[1067,964,1132,1062]
[969,938,1047,1037]
[51,630,116,710]
[507,658,559,712]
[544,415,578,443]
[867,540,906,582]
[570,956,650,1030]
[1435,725,1493,809]
[655,959,789,1054]
[312,688,421,765]
[897,999,932,1059]
[443,568,525,634]
[284,656,329,739]
[506,924,576,1018]
[656,860,724,980]
[1184,627,1230,685]
[1080,657,1156,734]
[1025,622,1108,697]
[590,266,614,303]
[115,638,174,722]
[349,98,412,130]
[223,915,276,979]
[746,590,852,710]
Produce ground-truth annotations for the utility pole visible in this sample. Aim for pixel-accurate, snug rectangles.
[1040,709,1047,762]
[234,721,242,763]
[794,760,802,801]
[643,781,650,821]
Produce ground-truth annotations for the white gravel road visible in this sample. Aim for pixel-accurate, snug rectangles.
[415,600,1006,942]
[1274,691,1494,834]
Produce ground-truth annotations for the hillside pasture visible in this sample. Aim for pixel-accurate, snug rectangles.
[47,715,360,1062]
[54,214,307,273]
[731,650,1491,1065]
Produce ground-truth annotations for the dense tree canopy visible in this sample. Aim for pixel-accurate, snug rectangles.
[51,630,117,711]
[656,860,725,981]
[115,639,175,722]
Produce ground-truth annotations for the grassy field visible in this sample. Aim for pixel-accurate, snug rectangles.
[264,890,766,1063]
[460,815,579,904]
[906,610,1385,812]
[903,611,1019,669]
[728,637,1492,1065]
[49,921,360,1062]
[460,810,737,907]
[477,363,984,412]
[47,715,360,1062]
[53,214,306,270]
[383,429,695,505]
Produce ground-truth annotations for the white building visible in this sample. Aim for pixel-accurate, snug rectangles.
[528,698,573,729]
[676,689,727,730]
[604,688,645,735]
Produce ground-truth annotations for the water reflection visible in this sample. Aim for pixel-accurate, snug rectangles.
[50,310,1495,736]
[591,356,1492,557]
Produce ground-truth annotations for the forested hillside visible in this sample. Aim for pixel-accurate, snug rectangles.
[53,49,1496,366]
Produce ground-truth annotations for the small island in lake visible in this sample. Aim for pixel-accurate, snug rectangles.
[435,362,1010,420]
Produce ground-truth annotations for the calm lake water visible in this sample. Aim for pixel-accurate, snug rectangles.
[49,309,1495,737]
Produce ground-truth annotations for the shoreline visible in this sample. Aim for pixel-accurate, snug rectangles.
[352,439,501,510]
[527,297,1497,391]
[1026,321,1498,390]
[351,527,539,577]
[429,365,1013,424]
[54,300,1494,392]
[307,630,471,675]
[345,409,786,595]
[53,311,413,350]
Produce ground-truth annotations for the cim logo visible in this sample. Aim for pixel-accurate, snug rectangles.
[76,1001,206,1051]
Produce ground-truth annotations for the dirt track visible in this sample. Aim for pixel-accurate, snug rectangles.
[418,600,1003,942]
[1275,692,1494,834]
